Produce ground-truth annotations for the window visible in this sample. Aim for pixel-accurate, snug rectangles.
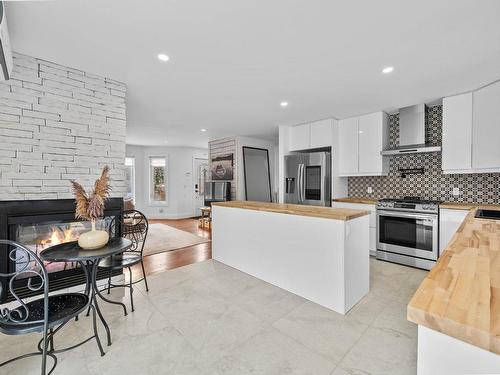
[150,157,167,203]
[125,157,135,203]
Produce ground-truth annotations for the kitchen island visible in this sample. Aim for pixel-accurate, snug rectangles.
[408,207,500,374]
[211,201,370,314]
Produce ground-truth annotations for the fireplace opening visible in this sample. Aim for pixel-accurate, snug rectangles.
[0,198,123,303]
[14,217,111,276]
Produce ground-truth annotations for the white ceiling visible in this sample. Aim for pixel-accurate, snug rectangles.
[6,0,500,148]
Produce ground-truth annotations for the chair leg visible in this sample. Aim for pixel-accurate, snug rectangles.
[141,260,149,292]
[128,266,135,312]
[41,328,48,375]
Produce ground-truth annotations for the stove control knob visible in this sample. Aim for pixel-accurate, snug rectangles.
[422,205,429,210]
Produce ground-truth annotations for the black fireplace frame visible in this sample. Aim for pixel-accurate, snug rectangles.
[0,198,124,303]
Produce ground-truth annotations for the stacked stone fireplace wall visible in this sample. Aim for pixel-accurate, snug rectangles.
[0,52,127,200]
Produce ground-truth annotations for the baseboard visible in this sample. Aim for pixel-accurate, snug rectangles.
[147,212,197,220]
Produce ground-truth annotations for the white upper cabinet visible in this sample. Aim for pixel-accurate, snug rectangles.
[338,117,359,175]
[472,80,500,170]
[310,119,333,149]
[358,112,388,174]
[442,93,473,172]
[442,80,500,174]
[288,123,311,151]
[338,112,388,176]
[288,119,333,151]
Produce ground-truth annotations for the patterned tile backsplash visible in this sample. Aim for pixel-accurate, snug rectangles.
[348,105,500,204]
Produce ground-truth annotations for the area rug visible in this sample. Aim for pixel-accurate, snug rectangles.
[142,223,210,256]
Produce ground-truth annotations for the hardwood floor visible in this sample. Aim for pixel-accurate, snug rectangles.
[130,218,212,280]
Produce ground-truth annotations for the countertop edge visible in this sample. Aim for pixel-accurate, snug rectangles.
[333,197,378,205]
[212,201,370,221]
[333,197,500,210]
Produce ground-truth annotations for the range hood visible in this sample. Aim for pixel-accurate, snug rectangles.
[381,104,441,156]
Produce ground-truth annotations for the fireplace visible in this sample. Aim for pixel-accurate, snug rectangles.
[0,198,123,303]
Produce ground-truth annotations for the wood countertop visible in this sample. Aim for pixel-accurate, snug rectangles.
[440,202,500,210]
[333,197,378,205]
[212,201,370,221]
[333,198,500,210]
[407,207,500,355]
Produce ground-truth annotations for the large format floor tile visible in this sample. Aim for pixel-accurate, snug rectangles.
[208,326,336,375]
[0,257,426,375]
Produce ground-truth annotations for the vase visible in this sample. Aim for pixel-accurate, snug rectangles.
[78,219,109,250]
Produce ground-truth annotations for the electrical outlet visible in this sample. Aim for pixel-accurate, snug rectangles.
[452,187,460,196]
[367,187,373,194]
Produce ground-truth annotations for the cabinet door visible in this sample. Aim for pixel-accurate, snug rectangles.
[310,119,333,149]
[439,209,468,251]
[472,81,500,169]
[289,124,311,151]
[338,117,359,175]
[358,112,384,174]
[442,93,472,172]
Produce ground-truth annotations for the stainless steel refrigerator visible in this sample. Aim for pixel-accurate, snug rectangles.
[284,151,331,206]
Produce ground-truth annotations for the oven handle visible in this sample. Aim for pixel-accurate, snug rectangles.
[377,210,437,221]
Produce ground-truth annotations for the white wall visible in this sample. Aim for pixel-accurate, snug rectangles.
[126,145,208,219]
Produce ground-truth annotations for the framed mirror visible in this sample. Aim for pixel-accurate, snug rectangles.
[242,146,272,202]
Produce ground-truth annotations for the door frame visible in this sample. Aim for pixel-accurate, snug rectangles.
[192,155,209,216]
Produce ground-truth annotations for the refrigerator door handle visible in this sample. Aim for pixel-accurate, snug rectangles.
[297,164,302,203]
[299,164,305,203]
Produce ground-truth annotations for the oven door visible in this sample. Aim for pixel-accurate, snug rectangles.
[377,210,438,260]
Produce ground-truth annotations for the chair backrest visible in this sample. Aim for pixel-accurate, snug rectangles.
[0,240,49,326]
[110,210,149,256]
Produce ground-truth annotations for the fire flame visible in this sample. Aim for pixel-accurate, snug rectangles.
[40,227,78,248]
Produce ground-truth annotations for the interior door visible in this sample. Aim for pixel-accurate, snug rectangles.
[193,157,209,216]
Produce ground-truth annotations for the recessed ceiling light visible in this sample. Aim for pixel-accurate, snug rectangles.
[158,53,170,62]
[382,66,394,74]
[200,128,207,132]
[280,101,288,107]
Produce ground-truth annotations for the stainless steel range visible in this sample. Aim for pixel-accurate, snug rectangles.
[376,197,440,270]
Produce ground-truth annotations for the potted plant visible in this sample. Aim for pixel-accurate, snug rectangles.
[70,166,111,250]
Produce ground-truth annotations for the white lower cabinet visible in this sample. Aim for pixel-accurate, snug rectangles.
[439,209,468,252]
[333,202,377,255]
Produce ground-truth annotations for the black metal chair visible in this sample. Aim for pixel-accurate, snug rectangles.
[0,239,104,375]
[98,210,149,314]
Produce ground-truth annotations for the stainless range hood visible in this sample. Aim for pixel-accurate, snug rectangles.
[381,104,441,156]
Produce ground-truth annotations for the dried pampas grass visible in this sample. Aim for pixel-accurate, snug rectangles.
[71,166,111,221]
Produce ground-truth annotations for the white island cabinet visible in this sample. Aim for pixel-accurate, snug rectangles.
[211,201,370,314]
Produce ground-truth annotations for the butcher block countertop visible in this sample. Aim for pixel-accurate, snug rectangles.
[333,197,378,205]
[407,207,500,355]
[211,201,370,221]
[440,202,500,210]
